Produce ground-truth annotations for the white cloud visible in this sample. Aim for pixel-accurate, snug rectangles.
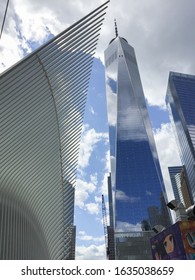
[85,202,99,215]
[78,231,104,243]
[101,172,109,197]
[75,178,96,208]
[146,190,152,196]
[117,107,149,141]
[0,1,60,72]
[90,173,98,186]
[94,195,102,203]
[116,190,141,203]
[89,106,95,115]
[154,122,182,201]
[2,0,195,108]
[75,177,101,215]
[109,155,116,187]
[78,125,108,171]
[106,81,117,126]
[99,0,195,107]
[76,244,106,260]
[0,0,106,73]
[15,4,59,43]
[103,149,111,172]
[78,230,85,235]
[115,221,142,232]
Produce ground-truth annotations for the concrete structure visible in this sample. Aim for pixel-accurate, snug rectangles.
[0,1,109,259]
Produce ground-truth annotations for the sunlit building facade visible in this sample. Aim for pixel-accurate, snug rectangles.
[168,166,183,203]
[166,72,195,203]
[104,31,171,259]
[168,166,192,208]
[0,1,109,259]
[180,169,193,208]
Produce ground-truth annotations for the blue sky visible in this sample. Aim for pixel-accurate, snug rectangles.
[1,0,195,259]
[75,58,109,259]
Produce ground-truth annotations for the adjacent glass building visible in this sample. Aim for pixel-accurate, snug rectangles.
[166,72,195,204]
[0,1,109,259]
[168,165,192,208]
[104,31,171,259]
[168,166,183,203]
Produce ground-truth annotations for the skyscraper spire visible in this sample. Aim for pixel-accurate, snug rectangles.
[114,18,118,37]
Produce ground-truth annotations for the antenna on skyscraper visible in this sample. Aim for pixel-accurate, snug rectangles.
[114,18,118,37]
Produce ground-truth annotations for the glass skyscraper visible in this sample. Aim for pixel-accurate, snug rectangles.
[166,72,195,204]
[104,30,171,259]
[168,166,183,203]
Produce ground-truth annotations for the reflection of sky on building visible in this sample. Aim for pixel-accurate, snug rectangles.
[115,221,142,232]
[105,37,171,232]
[166,72,195,202]
[115,138,163,228]
[105,62,117,191]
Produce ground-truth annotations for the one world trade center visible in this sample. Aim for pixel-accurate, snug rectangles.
[104,22,171,259]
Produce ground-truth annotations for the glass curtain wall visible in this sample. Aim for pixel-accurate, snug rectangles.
[105,36,171,259]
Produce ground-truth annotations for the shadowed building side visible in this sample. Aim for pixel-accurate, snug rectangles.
[0,1,109,259]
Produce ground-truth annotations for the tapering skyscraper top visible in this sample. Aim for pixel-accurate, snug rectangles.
[109,19,128,45]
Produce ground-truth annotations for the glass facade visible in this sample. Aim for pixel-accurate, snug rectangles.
[115,232,155,260]
[168,166,183,203]
[166,72,195,203]
[104,36,171,259]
